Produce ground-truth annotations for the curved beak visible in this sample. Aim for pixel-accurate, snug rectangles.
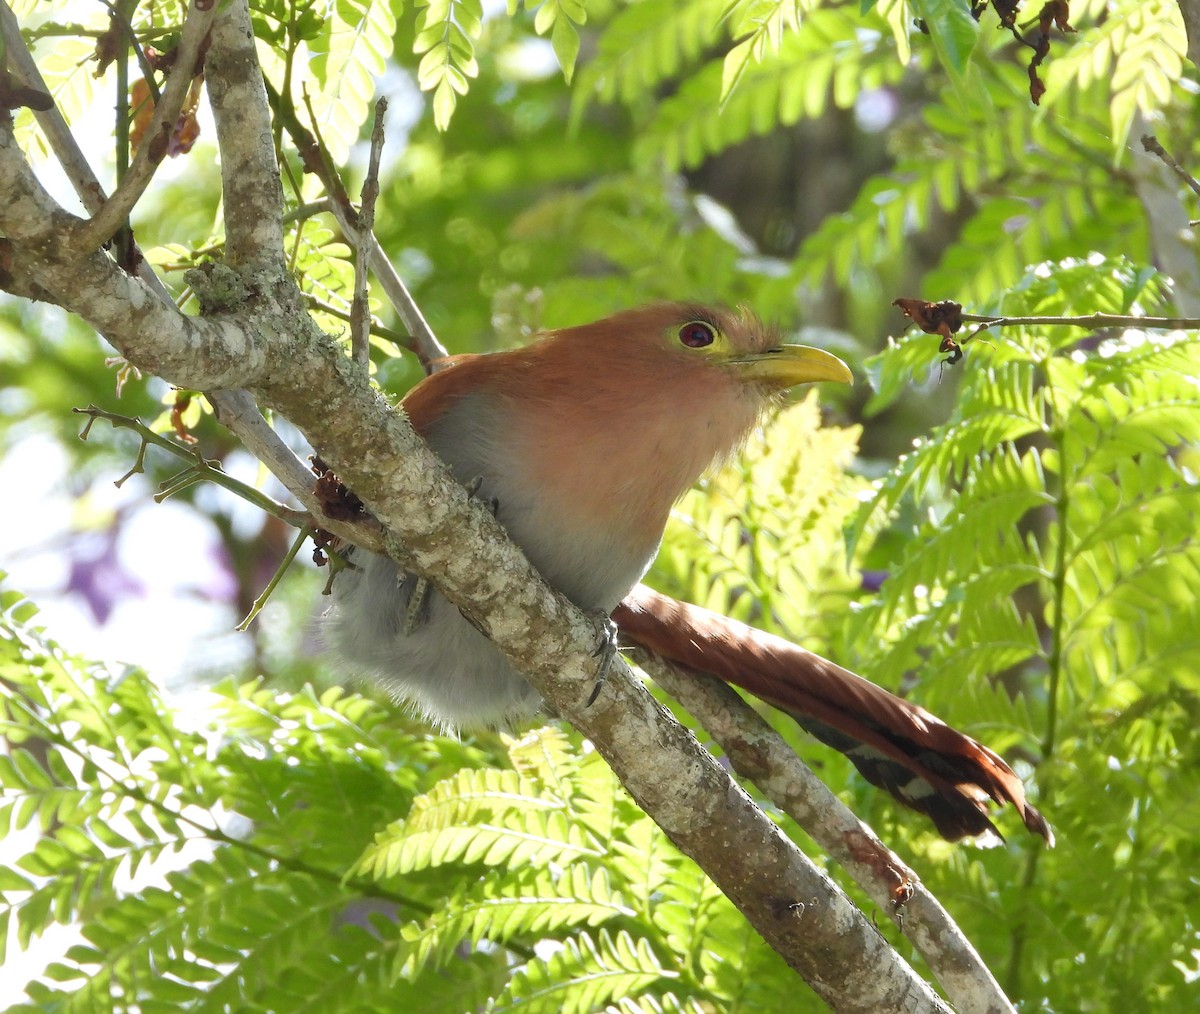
[727,344,853,390]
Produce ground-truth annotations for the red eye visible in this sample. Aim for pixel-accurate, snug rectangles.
[679,321,715,348]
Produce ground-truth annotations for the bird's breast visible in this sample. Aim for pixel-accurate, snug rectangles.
[421,390,667,611]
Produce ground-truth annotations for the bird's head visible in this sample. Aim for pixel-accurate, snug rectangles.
[640,302,853,392]
[499,302,853,526]
[539,302,853,404]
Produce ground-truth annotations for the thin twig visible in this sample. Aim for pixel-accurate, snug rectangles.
[97,0,161,103]
[264,77,448,370]
[351,98,388,367]
[282,199,334,226]
[205,389,385,555]
[962,311,1200,333]
[1141,134,1200,201]
[155,466,207,501]
[0,2,105,215]
[74,405,311,530]
[303,293,413,349]
[236,525,312,630]
[73,0,220,253]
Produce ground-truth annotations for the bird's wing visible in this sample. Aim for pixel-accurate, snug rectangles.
[614,584,1053,844]
[401,354,492,437]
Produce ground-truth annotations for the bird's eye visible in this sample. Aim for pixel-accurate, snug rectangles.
[679,321,716,348]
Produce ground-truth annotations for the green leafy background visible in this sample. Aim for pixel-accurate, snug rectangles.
[2,0,1198,1009]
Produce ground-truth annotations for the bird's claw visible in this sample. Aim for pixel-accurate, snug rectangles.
[401,573,431,635]
[403,480,499,637]
[466,475,499,516]
[585,612,620,706]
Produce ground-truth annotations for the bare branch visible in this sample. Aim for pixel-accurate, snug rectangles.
[236,525,313,631]
[351,98,387,368]
[73,0,219,253]
[365,226,449,370]
[73,405,310,527]
[204,0,285,270]
[962,311,1200,331]
[205,389,383,553]
[1177,0,1200,70]
[1134,123,1200,316]
[1141,133,1200,201]
[96,0,161,103]
[303,292,411,347]
[262,80,448,368]
[640,652,1016,1014]
[0,1,106,213]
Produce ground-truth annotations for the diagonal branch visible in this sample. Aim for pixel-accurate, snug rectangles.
[1177,0,1200,70]
[0,1,105,213]
[350,98,387,368]
[263,78,448,368]
[72,0,220,253]
[639,652,1016,1014]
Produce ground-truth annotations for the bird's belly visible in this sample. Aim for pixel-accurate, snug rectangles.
[491,488,660,612]
[323,551,543,729]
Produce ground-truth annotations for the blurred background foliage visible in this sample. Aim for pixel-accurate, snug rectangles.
[2,0,1199,1009]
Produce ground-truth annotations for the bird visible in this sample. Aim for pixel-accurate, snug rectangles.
[323,301,1051,843]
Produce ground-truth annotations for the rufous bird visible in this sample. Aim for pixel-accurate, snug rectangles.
[325,302,1051,844]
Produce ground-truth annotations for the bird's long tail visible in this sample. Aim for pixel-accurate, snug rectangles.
[614,585,1053,844]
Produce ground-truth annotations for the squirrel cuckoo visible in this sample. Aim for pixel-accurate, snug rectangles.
[325,302,1051,843]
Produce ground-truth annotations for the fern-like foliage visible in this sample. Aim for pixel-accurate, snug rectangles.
[633,6,904,172]
[412,0,484,130]
[571,0,728,121]
[1042,0,1187,147]
[0,590,823,1011]
[306,0,398,156]
[843,259,1200,1008]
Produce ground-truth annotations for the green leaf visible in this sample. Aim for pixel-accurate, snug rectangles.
[908,0,979,84]
[433,78,458,130]
[720,38,756,101]
[551,17,581,83]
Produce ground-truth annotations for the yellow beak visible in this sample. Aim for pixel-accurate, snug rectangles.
[727,344,853,390]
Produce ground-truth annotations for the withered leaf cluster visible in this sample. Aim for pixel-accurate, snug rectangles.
[892,297,967,366]
[918,1,1077,105]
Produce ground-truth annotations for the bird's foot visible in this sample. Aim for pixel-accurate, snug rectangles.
[585,611,620,706]
[401,573,431,635]
[402,481,498,637]
[465,475,500,516]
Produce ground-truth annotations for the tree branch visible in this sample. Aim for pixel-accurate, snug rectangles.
[962,311,1200,331]
[1177,0,1200,70]
[204,0,285,271]
[72,0,219,254]
[262,79,448,368]
[351,98,387,368]
[0,1,105,213]
[639,652,1016,1014]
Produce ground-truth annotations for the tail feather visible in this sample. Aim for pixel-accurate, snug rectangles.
[614,585,1052,845]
